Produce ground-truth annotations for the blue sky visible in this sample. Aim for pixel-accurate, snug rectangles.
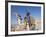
[11,5,41,25]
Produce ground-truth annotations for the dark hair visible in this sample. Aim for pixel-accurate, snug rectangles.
[27,12,30,16]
